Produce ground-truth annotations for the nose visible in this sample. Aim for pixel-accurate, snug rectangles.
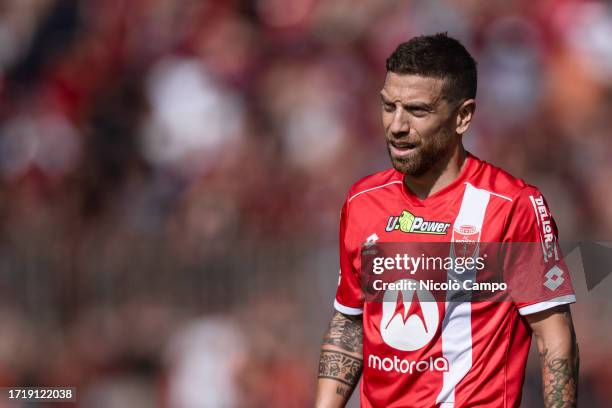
[389,109,410,138]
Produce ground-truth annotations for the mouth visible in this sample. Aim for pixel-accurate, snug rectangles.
[389,141,419,157]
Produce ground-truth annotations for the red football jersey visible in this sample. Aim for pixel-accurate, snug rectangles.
[334,153,575,408]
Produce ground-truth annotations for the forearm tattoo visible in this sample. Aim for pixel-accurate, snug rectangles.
[538,309,579,408]
[322,311,363,353]
[318,350,363,387]
[318,312,363,395]
[539,348,578,408]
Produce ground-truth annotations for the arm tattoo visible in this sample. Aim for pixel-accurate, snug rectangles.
[539,348,578,408]
[318,350,363,386]
[318,312,363,394]
[538,308,579,408]
[322,311,363,353]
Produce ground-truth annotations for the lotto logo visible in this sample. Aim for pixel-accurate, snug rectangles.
[544,266,564,291]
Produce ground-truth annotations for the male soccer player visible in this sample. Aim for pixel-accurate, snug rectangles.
[315,33,578,408]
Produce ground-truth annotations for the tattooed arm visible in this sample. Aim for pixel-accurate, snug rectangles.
[315,311,363,408]
[526,305,579,408]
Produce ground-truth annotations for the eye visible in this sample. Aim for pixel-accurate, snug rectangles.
[383,103,395,112]
[410,108,428,117]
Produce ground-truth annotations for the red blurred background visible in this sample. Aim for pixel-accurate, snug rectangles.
[0,0,610,406]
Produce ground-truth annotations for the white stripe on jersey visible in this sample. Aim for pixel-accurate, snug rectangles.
[465,182,512,201]
[436,183,492,406]
[518,294,576,315]
[334,299,364,315]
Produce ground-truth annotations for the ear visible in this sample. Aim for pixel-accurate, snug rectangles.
[455,99,475,135]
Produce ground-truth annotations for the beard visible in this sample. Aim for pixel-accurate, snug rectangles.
[387,132,453,176]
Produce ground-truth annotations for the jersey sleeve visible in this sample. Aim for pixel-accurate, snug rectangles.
[333,200,364,315]
[501,186,576,315]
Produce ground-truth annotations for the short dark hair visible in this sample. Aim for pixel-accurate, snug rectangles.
[386,33,477,104]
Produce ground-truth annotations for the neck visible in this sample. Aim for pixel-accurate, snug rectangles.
[404,145,467,200]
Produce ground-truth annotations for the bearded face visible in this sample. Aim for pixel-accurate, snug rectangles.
[381,73,459,176]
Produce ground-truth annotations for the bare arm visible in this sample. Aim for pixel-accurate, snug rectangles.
[315,311,364,408]
[526,305,579,408]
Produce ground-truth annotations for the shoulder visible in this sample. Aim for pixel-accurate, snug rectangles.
[345,168,403,204]
[470,156,543,202]
[466,157,558,241]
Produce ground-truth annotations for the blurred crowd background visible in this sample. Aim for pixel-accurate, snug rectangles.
[0,0,611,407]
